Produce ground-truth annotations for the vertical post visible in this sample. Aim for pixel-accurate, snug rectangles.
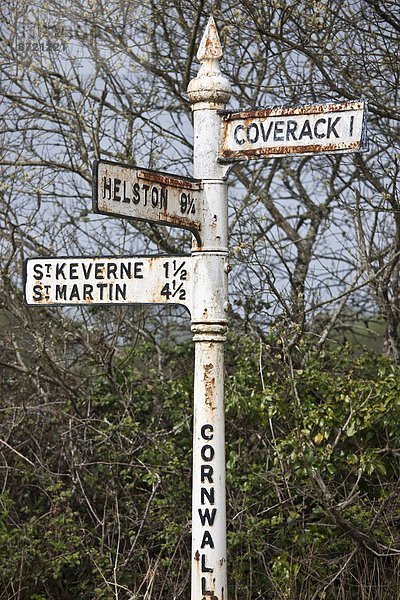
[187,17,232,600]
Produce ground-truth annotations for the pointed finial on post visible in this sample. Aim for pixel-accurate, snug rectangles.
[187,16,231,110]
[197,15,223,62]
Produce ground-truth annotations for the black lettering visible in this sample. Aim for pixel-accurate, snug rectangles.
[95,263,105,279]
[349,115,354,136]
[55,285,67,301]
[103,176,112,200]
[201,554,213,573]
[55,263,67,279]
[107,263,117,278]
[82,284,94,300]
[115,283,126,300]
[132,183,140,204]
[69,284,80,300]
[327,116,341,138]
[201,465,214,484]
[314,118,327,139]
[81,263,93,279]
[142,184,149,206]
[201,424,214,440]
[121,262,132,279]
[201,445,215,462]
[286,120,298,141]
[260,120,274,142]
[273,120,284,141]
[180,192,188,214]
[246,123,259,144]
[113,178,121,201]
[201,487,215,505]
[33,264,44,280]
[97,283,107,300]
[122,180,130,203]
[134,262,143,279]
[198,507,217,526]
[299,119,313,139]
[33,285,43,301]
[233,125,245,145]
[201,530,214,549]
[109,283,114,301]
[69,263,79,279]
[202,577,213,595]
[151,186,159,208]
[160,187,168,210]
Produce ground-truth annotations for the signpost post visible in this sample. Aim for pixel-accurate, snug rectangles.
[187,18,232,600]
[23,15,368,600]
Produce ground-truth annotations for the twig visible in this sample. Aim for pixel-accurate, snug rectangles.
[0,438,35,467]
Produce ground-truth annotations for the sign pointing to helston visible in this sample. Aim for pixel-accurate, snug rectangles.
[24,256,192,310]
[93,160,203,241]
[220,100,367,160]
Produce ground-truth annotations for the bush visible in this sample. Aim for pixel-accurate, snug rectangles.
[1,332,400,598]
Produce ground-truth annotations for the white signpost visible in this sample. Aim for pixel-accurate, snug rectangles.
[23,15,368,600]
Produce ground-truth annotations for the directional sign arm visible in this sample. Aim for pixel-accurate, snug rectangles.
[24,256,193,312]
[92,160,204,243]
[219,100,368,160]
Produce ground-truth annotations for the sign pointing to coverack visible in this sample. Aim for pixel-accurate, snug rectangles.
[24,256,192,309]
[220,100,367,160]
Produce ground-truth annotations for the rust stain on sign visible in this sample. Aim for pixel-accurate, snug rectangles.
[203,362,216,410]
[222,140,361,159]
[220,100,367,160]
[137,170,203,191]
[223,101,364,120]
[157,211,201,231]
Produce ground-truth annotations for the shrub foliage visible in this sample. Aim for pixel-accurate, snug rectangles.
[1,327,400,599]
